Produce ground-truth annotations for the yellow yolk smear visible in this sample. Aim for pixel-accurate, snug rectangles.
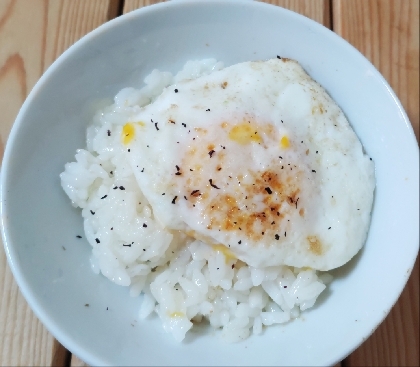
[169,312,185,318]
[228,121,262,144]
[280,135,290,149]
[213,244,237,263]
[122,123,136,145]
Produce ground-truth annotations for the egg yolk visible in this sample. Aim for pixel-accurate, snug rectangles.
[122,123,136,145]
[228,122,262,144]
[280,136,290,148]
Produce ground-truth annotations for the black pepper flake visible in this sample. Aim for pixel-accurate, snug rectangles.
[238,240,241,244]
[90,210,95,215]
[275,234,280,240]
[172,196,178,204]
[328,227,331,230]
[182,123,186,127]
[151,266,157,272]
[357,209,360,210]
[76,235,82,238]
[262,232,265,235]
[283,286,287,289]
[209,179,220,189]
[110,227,113,230]
[191,190,201,196]
[265,187,273,194]
[370,158,372,161]
[316,151,319,154]
[277,55,281,59]
[110,171,113,175]
[208,149,215,158]
[174,89,178,93]
[85,304,89,307]
[295,198,299,209]
[281,120,284,123]
[141,168,144,172]
[119,186,125,190]
[101,195,107,199]
[106,307,108,310]
[162,193,165,195]
[169,120,175,124]
[143,223,147,228]
[123,244,131,247]
[232,264,235,269]
[95,238,100,243]
[206,108,210,112]
[190,169,193,171]
[107,130,111,136]
[154,122,159,131]
[271,221,275,225]
[277,211,280,216]
[312,170,316,173]
[301,141,303,143]
[184,196,187,200]
[279,156,283,159]
[143,249,146,251]
[284,232,287,237]
[175,172,182,176]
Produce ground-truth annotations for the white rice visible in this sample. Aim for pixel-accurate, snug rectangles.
[60,59,332,342]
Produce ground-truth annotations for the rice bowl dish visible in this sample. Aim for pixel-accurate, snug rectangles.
[1,1,418,365]
[60,58,375,342]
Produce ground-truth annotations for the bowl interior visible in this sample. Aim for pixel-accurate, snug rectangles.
[1,1,419,366]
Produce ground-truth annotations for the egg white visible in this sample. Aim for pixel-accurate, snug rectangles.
[122,58,375,271]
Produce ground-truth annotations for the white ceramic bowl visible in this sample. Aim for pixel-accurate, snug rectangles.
[1,1,419,366]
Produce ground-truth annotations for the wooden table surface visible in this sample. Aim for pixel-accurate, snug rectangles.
[0,0,418,366]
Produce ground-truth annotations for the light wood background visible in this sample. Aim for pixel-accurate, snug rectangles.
[0,1,418,366]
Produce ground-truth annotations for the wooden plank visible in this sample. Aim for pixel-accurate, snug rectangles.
[124,0,331,28]
[333,0,419,142]
[123,0,165,14]
[70,355,89,367]
[262,0,331,28]
[0,0,116,365]
[333,1,420,366]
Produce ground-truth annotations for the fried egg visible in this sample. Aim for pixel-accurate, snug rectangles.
[122,58,375,271]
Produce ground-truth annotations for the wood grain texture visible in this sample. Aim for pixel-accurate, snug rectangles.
[0,0,114,365]
[262,0,331,28]
[124,0,331,28]
[70,355,89,367]
[334,0,419,142]
[334,1,420,366]
[123,0,165,13]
